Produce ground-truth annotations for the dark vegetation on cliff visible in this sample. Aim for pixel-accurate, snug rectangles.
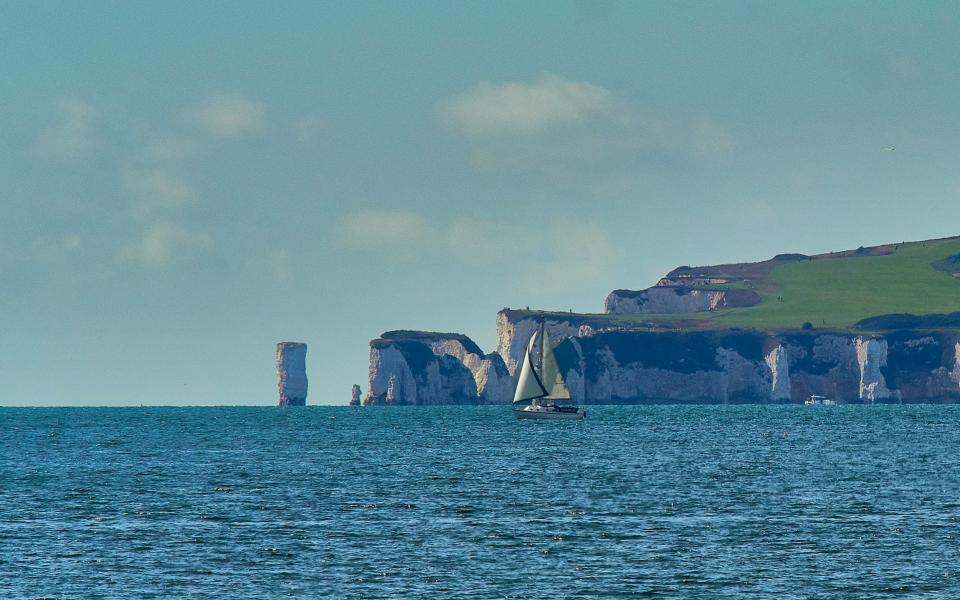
[509,235,960,334]
[554,330,768,379]
[855,312,960,330]
[779,335,846,376]
[375,330,484,355]
[383,340,440,375]
[883,331,948,375]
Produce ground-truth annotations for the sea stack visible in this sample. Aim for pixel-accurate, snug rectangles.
[350,384,362,406]
[276,342,308,406]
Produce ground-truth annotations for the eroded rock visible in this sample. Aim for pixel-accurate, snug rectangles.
[277,342,307,406]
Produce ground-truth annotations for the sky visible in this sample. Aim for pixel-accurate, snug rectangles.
[2,1,960,406]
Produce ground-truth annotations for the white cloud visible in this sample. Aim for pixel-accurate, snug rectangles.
[183,94,265,138]
[446,216,615,290]
[444,74,615,135]
[124,169,199,215]
[443,75,734,174]
[35,98,100,160]
[121,221,210,266]
[338,210,615,292]
[523,218,616,292]
[336,209,434,248]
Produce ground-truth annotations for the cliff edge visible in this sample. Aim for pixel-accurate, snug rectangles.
[364,331,511,405]
[367,235,960,405]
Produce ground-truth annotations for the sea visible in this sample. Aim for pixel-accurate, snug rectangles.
[3,405,960,599]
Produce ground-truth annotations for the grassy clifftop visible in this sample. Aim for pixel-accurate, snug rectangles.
[701,236,960,330]
[374,330,485,355]
[511,236,960,333]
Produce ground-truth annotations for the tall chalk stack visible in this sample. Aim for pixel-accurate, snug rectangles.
[276,342,308,406]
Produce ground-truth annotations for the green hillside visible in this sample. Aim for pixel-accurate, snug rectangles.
[711,236,960,330]
[524,236,960,333]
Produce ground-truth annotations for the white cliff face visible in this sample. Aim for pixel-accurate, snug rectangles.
[429,339,511,403]
[781,336,860,402]
[657,276,730,287]
[366,333,513,405]
[496,312,537,375]
[366,345,416,405]
[568,331,960,404]
[417,356,478,405]
[604,287,728,314]
[386,375,397,403]
[716,347,771,402]
[443,356,480,403]
[564,368,587,403]
[577,344,772,403]
[276,342,307,406]
[372,322,960,406]
[765,344,791,401]
[812,335,857,365]
[495,312,583,375]
[430,339,477,364]
[564,338,586,403]
[473,358,513,404]
[595,362,729,403]
[950,342,960,392]
[856,337,893,402]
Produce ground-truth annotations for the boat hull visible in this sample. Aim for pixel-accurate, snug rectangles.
[513,406,586,421]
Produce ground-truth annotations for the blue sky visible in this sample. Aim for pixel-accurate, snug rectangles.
[2,2,959,405]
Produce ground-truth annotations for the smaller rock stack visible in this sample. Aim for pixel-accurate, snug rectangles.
[350,384,362,406]
[276,342,308,406]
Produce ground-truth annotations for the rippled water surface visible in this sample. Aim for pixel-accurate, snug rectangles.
[3,405,960,598]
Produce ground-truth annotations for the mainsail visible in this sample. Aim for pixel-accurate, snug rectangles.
[513,334,548,404]
[512,323,572,405]
[539,329,571,400]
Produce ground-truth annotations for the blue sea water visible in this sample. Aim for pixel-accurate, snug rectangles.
[2,405,960,599]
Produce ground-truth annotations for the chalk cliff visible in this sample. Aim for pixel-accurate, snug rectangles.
[605,286,761,314]
[491,310,960,404]
[367,237,960,405]
[364,331,511,405]
[277,342,308,406]
[765,344,791,401]
[365,313,960,406]
[495,309,604,375]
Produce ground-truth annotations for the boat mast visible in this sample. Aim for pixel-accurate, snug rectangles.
[538,316,544,376]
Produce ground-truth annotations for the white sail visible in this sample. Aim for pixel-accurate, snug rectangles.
[539,329,571,400]
[513,334,548,404]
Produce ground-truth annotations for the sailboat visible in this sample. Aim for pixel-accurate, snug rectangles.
[512,320,586,420]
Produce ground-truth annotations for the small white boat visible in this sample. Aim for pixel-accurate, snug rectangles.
[804,394,836,406]
[512,320,585,421]
[514,401,585,420]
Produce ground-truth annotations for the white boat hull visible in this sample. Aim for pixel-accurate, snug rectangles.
[513,405,586,421]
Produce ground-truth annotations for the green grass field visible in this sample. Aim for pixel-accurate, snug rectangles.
[711,237,960,330]
[526,236,960,333]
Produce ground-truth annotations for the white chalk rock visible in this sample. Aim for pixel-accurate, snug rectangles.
[277,342,308,406]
